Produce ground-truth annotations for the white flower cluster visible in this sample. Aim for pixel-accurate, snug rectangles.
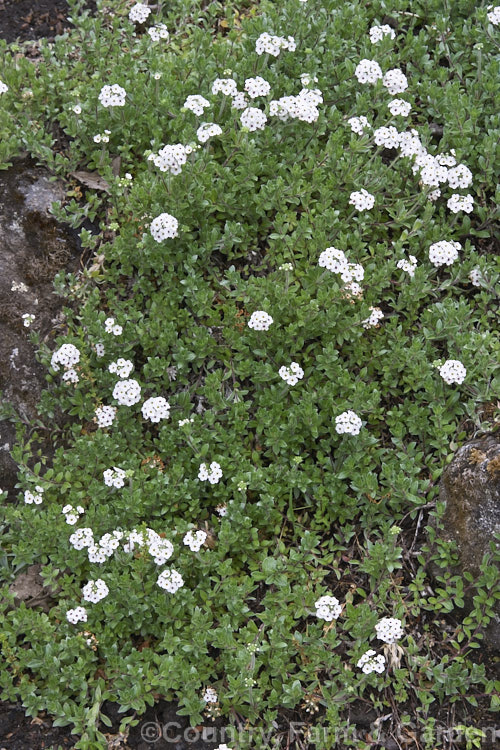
[98,84,126,108]
[69,527,94,550]
[183,529,207,551]
[103,467,126,488]
[369,24,395,43]
[447,164,473,188]
[269,88,322,123]
[216,504,227,517]
[362,307,384,329]
[157,569,184,593]
[141,396,170,422]
[129,3,151,23]
[104,317,123,335]
[66,606,87,624]
[375,617,404,644]
[202,687,218,703]
[397,255,417,277]
[88,530,124,564]
[244,76,271,98]
[184,94,210,115]
[255,32,296,56]
[354,59,382,84]
[374,125,400,149]
[347,115,371,135]
[62,368,79,384]
[148,23,169,41]
[439,359,466,385]
[447,193,474,214]
[178,417,194,427]
[109,358,134,378]
[51,343,80,372]
[62,504,85,525]
[469,267,483,287]
[94,343,105,358]
[198,462,223,484]
[212,78,238,96]
[315,595,342,621]
[278,362,304,386]
[382,68,408,95]
[151,144,188,174]
[0,81,8,94]
[24,485,44,505]
[428,240,461,268]
[318,247,364,290]
[248,310,273,331]
[93,131,111,144]
[349,189,375,211]
[357,649,386,674]
[149,537,174,566]
[388,98,411,117]
[487,5,500,24]
[82,579,109,603]
[197,122,223,143]
[22,313,35,327]
[240,107,267,131]
[113,379,141,406]
[231,91,248,110]
[150,212,179,241]
[95,405,116,428]
[335,410,363,436]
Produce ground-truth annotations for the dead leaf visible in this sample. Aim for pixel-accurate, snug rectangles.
[70,171,110,193]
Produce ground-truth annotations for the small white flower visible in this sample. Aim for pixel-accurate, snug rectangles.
[240,107,267,132]
[113,379,141,406]
[244,76,271,98]
[447,193,474,214]
[375,617,404,644]
[428,240,461,267]
[108,358,134,378]
[362,306,384,329]
[469,267,483,287]
[98,84,126,108]
[439,359,466,385]
[216,504,227,517]
[72,104,82,114]
[347,115,371,135]
[82,579,109,604]
[141,396,170,423]
[349,189,375,211]
[382,69,408,95]
[315,595,342,621]
[211,78,238,96]
[357,649,386,674]
[0,81,9,94]
[278,362,304,386]
[183,529,207,552]
[24,485,44,505]
[184,94,210,115]
[197,122,223,143]
[396,255,417,277]
[487,5,500,24]
[388,99,411,117]
[198,462,223,484]
[335,410,363,436]
[103,467,126,489]
[129,3,151,23]
[247,310,273,331]
[66,606,87,624]
[148,24,169,41]
[95,405,117,428]
[255,32,296,56]
[202,687,218,703]
[354,59,383,84]
[178,417,194,427]
[150,212,179,241]
[104,317,123,335]
[157,569,184,593]
[22,313,35,327]
[369,24,395,43]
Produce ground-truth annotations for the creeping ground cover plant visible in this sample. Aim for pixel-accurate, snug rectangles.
[0,0,499,748]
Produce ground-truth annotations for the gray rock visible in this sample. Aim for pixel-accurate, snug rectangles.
[432,434,500,649]
[0,160,79,494]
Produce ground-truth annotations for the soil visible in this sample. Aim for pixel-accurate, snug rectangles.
[0,0,83,44]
